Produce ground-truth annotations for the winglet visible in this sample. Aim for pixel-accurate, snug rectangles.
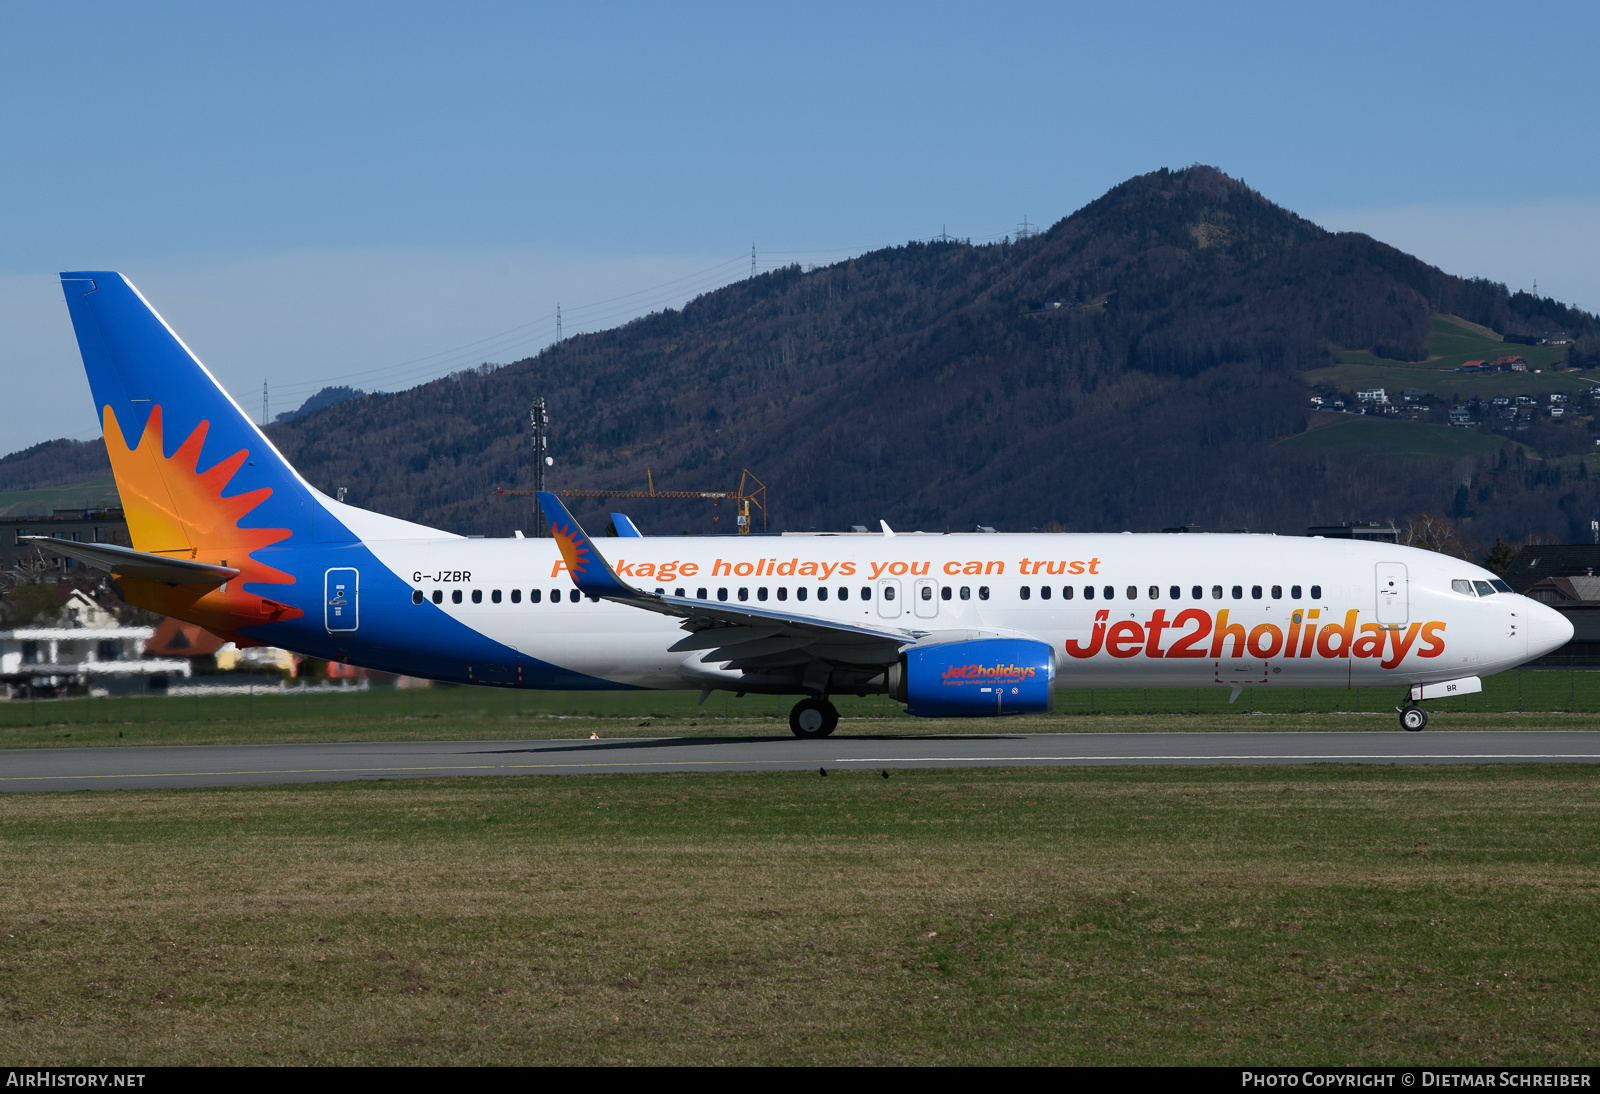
[536,492,638,598]
[609,512,644,537]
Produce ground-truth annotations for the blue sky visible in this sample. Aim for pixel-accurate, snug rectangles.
[4,1,1598,450]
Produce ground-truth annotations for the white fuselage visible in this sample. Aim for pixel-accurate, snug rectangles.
[352,531,1569,691]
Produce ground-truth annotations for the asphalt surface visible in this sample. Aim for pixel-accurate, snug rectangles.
[2,730,1600,791]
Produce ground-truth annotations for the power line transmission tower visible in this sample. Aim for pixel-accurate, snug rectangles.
[1016,214,1035,241]
[262,381,269,425]
[529,397,550,536]
[750,243,756,279]
[556,303,562,341]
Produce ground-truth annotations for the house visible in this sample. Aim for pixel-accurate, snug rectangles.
[1502,546,1600,666]
[1551,406,1566,418]
[0,590,189,697]
[1491,394,1511,407]
[1448,405,1474,427]
[1491,355,1529,372]
[1551,393,1568,404]
[1356,388,1388,404]
[1309,395,1324,407]
[1515,395,1536,406]
[1458,360,1488,372]
[1402,388,1422,402]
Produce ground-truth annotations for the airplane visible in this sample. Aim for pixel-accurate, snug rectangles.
[33,272,1574,737]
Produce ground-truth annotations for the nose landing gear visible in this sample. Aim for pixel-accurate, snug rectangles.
[1399,704,1428,732]
[790,697,840,739]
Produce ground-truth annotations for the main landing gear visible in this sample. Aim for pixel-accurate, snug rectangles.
[1399,703,1429,732]
[790,697,840,739]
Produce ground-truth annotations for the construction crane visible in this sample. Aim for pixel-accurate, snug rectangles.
[494,469,767,534]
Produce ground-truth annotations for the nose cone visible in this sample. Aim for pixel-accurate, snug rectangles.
[1527,600,1575,660]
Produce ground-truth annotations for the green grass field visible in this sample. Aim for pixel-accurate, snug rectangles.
[1303,362,1595,402]
[1,765,1596,1064]
[0,477,120,519]
[1275,413,1515,459]
[2,670,1599,749]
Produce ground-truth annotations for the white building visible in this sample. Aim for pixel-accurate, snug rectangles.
[0,590,189,696]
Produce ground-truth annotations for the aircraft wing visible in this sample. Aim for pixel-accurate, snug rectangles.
[21,536,239,586]
[536,492,926,664]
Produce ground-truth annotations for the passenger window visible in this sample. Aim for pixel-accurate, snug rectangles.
[1020,586,1031,600]
[861,587,871,600]
[1211,586,1222,600]
[1040,585,1051,600]
[1291,585,1301,600]
[1490,580,1512,593]
[1104,586,1114,600]
[756,587,767,601]
[777,587,787,601]
[1167,585,1178,599]
[979,586,990,600]
[697,588,708,599]
[1126,586,1136,600]
[718,588,729,602]
[1251,586,1262,600]
[1231,586,1242,600]
[452,590,463,604]
[412,590,423,604]
[1451,579,1474,595]
[530,589,541,603]
[922,585,933,600]
[471,590,483,604]
[738,588,749,602]
[883,585,895,601]
[818,587,828,601]
[1084,586,1095,600]
[491,589,502,604]
[960,586,971,600]
[511,589,521,604]
[797,586,808,601]
[432,590,443,604]
[569,589,581,603]
[1472,580,1495,596]
[1270,585,1281,599]
[1310,585,1322,599]
[1149,585,1159,599]
[675,588,685,598]
[655,587,664,595]
[1062,586,1073,600]
[941,586,952,601]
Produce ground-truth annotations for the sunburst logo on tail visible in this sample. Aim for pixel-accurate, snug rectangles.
[103,404,303,640]
[550,519,592,577]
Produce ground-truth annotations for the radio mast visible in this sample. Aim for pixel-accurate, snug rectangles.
[529,397,550,536]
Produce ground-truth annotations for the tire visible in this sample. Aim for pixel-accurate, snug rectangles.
[789,697,839,739]
[1400,706,1428,732]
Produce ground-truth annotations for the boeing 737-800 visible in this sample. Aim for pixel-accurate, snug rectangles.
[34,273,1574,737]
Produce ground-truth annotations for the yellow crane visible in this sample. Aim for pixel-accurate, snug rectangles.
[494,469,767,534]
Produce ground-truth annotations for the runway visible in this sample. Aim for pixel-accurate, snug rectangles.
[3,730,1600,791]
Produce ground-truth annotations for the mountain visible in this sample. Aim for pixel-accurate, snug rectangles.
[275,385,366,424]
[10,167,1600,543]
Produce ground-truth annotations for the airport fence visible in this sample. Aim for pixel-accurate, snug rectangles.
[1,669,1599,728]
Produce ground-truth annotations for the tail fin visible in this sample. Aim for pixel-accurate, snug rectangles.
[536,492,637,598]
[60,272,318,559]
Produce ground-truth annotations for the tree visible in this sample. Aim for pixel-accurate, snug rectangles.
[1481,536,1517,577]
[1401,512,1476,560]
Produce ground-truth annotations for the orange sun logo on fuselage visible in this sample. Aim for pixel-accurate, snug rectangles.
[550,520,592,578]
[103,404,303,643]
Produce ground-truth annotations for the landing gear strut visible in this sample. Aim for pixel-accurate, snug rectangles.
[790,697,839,739]
[1399,704,1428,732]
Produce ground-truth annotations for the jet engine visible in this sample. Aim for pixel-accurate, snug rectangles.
[893,638,1055,717]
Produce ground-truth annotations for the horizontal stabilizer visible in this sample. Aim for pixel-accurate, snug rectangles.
[21,536,239,586]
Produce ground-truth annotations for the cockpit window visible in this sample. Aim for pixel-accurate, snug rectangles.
[1451,580,1475,595]
[1472,580,1495,597]
[1490,579,1512,593]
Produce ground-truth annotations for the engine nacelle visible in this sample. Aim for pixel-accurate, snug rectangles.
[896,638,1056,717]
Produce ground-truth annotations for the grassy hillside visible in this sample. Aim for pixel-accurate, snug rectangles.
[1276,413,1519,459]
[0,477,119,518]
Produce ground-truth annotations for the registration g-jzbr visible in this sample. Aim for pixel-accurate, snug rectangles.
[414,571,472,582]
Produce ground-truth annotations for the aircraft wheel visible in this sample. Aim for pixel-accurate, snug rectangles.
[1400,705,1428,732]
[790,697,839,739]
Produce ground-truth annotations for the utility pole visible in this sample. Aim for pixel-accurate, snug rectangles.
[529,398,550,536]
[262,381,269,425]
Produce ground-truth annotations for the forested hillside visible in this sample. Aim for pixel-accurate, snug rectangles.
[12,167,1600,543]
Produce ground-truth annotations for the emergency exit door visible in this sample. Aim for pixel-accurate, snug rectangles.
[1375,562,1408,626]
[325,568,359,633]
